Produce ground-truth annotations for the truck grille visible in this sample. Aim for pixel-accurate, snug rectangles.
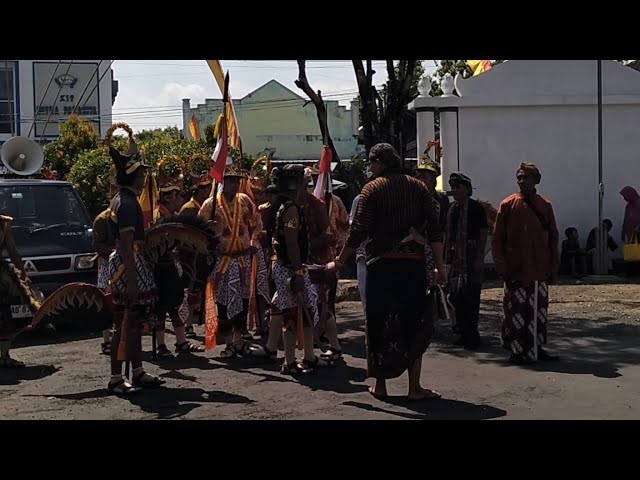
[32,257,71,272]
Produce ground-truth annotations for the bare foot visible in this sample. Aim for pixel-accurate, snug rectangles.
[408,386,441,401]
[368,384,388,399]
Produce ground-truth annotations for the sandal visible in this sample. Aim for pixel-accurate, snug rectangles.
[220,345,240,359]
[302,356,332,371]
[320,348,342,362]
[281,361,311,375]
[132,372,166,388]
[101,342,111,355]
[0,356,26,369]
[108,378,140,396]
[156,344,175,359]
[248,345,278,362]
[175,341,205,354]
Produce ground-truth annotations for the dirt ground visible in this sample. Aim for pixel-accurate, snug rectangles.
[2,279,639,420]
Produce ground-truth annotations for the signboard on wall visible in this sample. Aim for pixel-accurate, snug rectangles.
[32,61,101,138]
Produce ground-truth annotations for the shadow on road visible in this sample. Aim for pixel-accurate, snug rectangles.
[0,364,60,385]
[433,307,640,379]
[45,386,254,419]
[144,350,224,377]
[12,328,102,349]
[343,398,507,420]
[215,361,297,384]
[214,353,369,395]
[294,361,369,395]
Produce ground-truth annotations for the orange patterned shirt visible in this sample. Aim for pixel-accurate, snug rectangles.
[198,193,262,253]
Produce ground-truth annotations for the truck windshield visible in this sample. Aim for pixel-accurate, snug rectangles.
[0,184,91,230]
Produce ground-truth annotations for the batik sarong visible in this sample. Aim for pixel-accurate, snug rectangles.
[212,254,251,321]
[501,280,549,361]
[97,257,110,290]
[271,261,318,326]
[108,246,157,307]
[365,257,431,379]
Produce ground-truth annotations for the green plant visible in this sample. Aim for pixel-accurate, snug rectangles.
[332,156,367,206]
[43,114,100,178]
[66,146,113,217]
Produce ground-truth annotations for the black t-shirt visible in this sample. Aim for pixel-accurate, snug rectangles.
[446,198,488,266]
[273,197,309,267]
[449,198,488,242]
[109,187,145,242]
[436,191,450,231]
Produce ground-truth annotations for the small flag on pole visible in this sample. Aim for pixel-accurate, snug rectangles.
[313,145,333,200]
[188,114,201,141]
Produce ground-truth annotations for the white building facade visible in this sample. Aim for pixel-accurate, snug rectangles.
[410,60,640,258]
[1,60,118,145]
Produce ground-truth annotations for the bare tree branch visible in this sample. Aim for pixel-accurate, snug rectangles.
[366,60,374,85]
[295,59,340,163]
[398,60,407,84]
[294,60,323,108]
[353,60,366,89]
[386,60,396,83]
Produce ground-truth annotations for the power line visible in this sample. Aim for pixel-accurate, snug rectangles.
[10,89,362,123]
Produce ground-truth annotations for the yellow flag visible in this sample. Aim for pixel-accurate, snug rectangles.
[206,60,240,149]
[138,173,159,230]
[467,60,492,76]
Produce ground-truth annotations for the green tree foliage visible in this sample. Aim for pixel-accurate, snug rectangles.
[135,126,184,143]
[377,61,426,104]
[60,121,218,215]
[353,60,423,156]
[43,114,100,178]
[138,137,212,170]
[66,146,113,217]
[204,124,216,147]
[61,116,260,214]
[332,157,367,203]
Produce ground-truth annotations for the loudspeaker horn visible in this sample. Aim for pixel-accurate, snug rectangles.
[0,136,45,176]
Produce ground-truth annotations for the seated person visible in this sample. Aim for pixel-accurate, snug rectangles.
[560,227,587,277]
[586,219,619,274]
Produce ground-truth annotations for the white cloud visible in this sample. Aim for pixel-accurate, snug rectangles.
[112,82,210,132]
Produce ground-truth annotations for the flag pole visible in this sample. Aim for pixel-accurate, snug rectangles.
[199,73,229,326]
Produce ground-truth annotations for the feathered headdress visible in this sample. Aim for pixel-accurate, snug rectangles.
[187,153,213,190]
[103,122,150,175]
[416,153,441,176]
[157,155,185,194]
[248,155,273,191]
[425,139,442,164]
[304,165,320,180]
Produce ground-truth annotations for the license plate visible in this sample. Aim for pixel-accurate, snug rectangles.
[11,305,32,318]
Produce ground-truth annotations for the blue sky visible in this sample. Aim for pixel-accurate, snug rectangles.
[111,60,439,132]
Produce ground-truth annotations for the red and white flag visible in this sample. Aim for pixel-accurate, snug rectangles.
[313,145,333,200]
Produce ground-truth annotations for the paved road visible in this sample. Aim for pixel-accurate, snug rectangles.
[2,285,639,420]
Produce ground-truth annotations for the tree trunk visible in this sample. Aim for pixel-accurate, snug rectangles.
[353,60,380,156]
[295,60,340,163]
[353,60,420,159]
